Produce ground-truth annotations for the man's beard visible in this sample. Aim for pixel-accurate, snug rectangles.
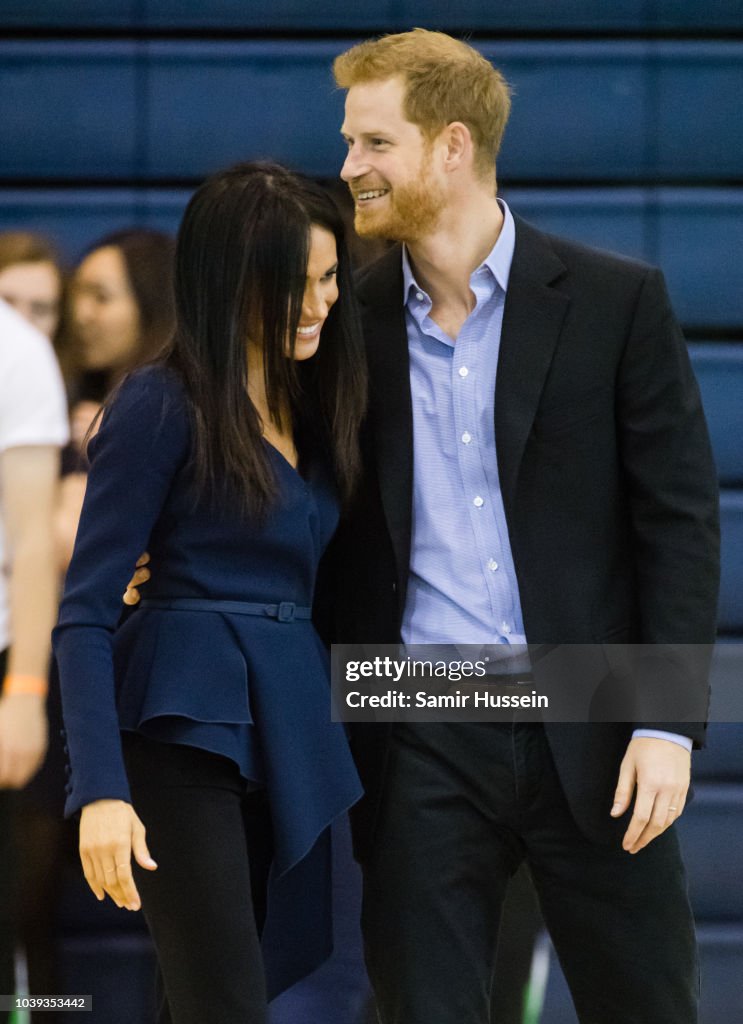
[352,165,445,243]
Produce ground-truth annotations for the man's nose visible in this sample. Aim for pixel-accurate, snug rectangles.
[340,144,367,182]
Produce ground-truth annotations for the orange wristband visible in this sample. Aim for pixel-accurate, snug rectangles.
[2,674,48,697]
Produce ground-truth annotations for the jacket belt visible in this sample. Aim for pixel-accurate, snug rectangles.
[139,597,312,623]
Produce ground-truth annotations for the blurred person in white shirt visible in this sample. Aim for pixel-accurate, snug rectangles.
[0,298,68,1017]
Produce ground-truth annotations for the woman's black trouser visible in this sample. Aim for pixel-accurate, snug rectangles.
[122,731,273,1024]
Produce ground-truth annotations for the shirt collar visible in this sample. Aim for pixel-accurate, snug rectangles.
[402,198,516,305]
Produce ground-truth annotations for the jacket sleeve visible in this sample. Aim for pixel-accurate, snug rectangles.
[53,367,190,816]
[616,268,720,742]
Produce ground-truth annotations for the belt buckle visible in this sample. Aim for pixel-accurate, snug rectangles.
[277,601,296,623]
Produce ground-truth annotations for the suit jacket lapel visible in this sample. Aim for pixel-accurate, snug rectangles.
[496,217,570,514]
[356,246,414,594]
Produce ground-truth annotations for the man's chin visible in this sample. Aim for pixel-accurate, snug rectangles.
[353,211,393,240]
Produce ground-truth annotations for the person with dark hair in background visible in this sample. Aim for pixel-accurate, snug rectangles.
[68,228,175,380]
[56,229,176,571]
[326,29,719,1024]
[52,162,366,1024]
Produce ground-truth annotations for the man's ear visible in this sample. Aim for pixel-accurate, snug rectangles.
[441,121,473,173]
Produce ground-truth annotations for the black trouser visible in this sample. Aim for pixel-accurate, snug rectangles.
[362,721,698,1024]
[122,732,273,1024]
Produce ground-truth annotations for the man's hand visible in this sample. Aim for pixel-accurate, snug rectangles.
[611,736,691,854]
[123,552,150,606]
[0,693,48,788]
[79,799,158,910]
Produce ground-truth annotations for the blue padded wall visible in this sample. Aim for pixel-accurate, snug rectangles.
[695,722,743,780]
[655,44,743,179]
[689,344,743,487]
[144,42,346,179]
[655,190,743,329]
[2,0,742,30]
[1,42,742,183]
[0,43,141,178]
[0,189,173,259]
[718,493,743,636]
[508,188,743,328]
[0,0,137,27]
[676,788,743,919]
[1,188,742,331]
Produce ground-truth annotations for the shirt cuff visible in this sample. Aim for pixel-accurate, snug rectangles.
[632,729,693,752]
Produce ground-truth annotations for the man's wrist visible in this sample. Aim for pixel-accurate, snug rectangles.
[631,728,693,752]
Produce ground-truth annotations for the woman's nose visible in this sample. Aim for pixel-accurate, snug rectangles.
[302,290,327,322]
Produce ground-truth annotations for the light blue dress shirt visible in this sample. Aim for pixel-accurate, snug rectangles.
[399,200,690,751]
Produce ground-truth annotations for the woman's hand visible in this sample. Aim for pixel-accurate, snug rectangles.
[79,799,157,910]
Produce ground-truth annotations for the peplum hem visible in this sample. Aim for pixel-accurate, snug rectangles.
[113,605,362,876]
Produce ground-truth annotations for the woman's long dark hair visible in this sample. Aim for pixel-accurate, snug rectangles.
[164,161,366,516]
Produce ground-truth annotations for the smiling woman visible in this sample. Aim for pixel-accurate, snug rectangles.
[247,223,340,470]
[52,161,367,1024]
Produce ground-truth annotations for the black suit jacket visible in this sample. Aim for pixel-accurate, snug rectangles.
[327,215,720,853]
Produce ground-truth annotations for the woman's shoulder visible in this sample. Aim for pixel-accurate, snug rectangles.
[91,363,191,462]
[109,363,188,425]
[118,362,186,402]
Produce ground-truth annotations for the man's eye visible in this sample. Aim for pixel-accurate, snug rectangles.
[371,139,388,147]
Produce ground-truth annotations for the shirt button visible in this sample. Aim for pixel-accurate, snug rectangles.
[473,496,484,508]
[502,622,512,635]
[487,559,498,571]
[462,431,472,444]
[458,366,469,378]
[416,291,424,301]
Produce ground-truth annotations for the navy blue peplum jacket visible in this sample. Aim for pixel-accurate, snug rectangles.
[53,364,362,996]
